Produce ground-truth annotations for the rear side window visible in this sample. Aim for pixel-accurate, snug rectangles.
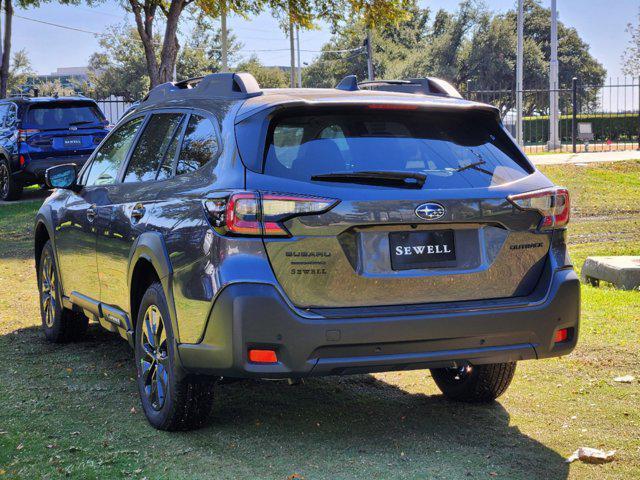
[124,113,184,183]
[264,109,532,188]
[176,115,218,175]
[0,104,9,127]
[25,102,106,129]
[83,116,143,186]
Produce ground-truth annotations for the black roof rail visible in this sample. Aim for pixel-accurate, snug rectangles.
[142,72,262,105]
[356,77,463,99]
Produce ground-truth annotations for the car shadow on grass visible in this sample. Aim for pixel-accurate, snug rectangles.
[1,323,569,479]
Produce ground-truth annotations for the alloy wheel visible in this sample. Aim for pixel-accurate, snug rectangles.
[40,251,57,328]
[0,163,9,199]
[443,365,473,383]
[140,305,169,411]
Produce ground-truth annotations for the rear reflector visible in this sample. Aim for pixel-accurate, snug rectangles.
[554,328,569,343]
[508,187,570,229]
[204,191,338,237]
[248,349,278,364]
[19,155,25,166]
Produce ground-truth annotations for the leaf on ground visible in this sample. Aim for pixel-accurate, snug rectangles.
[16,443,23,451]
[287,474,304,480]
[566,447,616,464]
[613,375,635,383]
[130,407,137,414]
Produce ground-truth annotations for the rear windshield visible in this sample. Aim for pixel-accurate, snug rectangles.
[25,102,106,130]
[264,109,532,188]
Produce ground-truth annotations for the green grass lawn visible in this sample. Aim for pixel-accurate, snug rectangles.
[0,163,638,479]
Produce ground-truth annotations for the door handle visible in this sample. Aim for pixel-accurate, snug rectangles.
[131,204,146,220]
[86,205,96,222]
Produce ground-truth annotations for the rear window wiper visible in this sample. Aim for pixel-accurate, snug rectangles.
[311,170,426,189]
[456,160,486,172]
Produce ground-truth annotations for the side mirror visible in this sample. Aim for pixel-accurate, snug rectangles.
[45,164,77,189]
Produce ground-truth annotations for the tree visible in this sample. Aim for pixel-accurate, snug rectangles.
[302,1,428,87]
[7,48,34,94]
[88,21,241,100]
[0,0,87,97]
[0,0,15,97]
[621,7,640,76]
[125,0,258,88]
[303,0,606,115]
[235,55,288,87]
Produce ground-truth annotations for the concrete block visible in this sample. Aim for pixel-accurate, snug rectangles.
[581,256,640,291]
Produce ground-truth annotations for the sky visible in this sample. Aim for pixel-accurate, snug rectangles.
[10,0,639,80]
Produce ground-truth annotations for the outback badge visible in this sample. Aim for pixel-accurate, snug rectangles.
[415,202,446,221]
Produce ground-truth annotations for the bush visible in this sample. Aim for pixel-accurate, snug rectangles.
[523,113,639,144]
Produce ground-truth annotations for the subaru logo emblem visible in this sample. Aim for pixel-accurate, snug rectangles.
[415,202,445,221]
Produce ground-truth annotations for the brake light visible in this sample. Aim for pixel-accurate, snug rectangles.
[508,187,570,229]
[17,129,39,142]
[204,191,338,237]
[368,104,418,110]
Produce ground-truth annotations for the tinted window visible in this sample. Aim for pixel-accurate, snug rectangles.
[157,126,182,181]
[265,110,532,188]
[6,104,17,127]
[124,113,184,183]
[176,115,218,175]
[84,117,143,186]
[0,104,9,127]
[25,102,106,129]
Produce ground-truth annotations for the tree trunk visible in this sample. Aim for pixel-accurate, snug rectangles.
[158,0,184,84]
[0,0,12,97]
[130,0,160,88]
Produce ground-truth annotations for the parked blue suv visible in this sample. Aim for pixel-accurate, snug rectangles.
[0,96,109,200]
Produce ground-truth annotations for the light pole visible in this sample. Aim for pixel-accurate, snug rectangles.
[548,0,560,150]
[516,0,524,146]
[296,26,302,88]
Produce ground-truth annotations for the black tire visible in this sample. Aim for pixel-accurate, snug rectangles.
[134,282,216,431]
[0,157,23,201]
[38,240,88,343]
[430,362,516,403]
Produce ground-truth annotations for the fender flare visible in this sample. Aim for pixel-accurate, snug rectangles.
[127,231,182,345]
[34,209,66,296]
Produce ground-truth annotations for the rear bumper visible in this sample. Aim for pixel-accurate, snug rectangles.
[13,154,90,183]
[177,268,580,378]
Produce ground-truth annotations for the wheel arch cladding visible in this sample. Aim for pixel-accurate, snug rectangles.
[128,232,176,335]
[34,221,51,272]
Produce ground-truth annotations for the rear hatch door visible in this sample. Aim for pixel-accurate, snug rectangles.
[243,106,553,309]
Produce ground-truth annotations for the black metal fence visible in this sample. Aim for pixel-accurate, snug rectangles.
[466,78,640,154]
[95,97,134,125]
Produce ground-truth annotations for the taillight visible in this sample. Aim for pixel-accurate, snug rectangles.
[204,191,338,237]
[17,129,39,142]
[508,187,570,230]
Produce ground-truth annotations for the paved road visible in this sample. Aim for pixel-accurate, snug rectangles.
[0,187,49,206]
[530,149,640,165]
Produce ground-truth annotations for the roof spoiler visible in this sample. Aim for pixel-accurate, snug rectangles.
[337,76,463,99]
[142,72,262,104]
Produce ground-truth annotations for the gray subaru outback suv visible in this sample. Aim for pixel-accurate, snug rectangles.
[34,73,580,430]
